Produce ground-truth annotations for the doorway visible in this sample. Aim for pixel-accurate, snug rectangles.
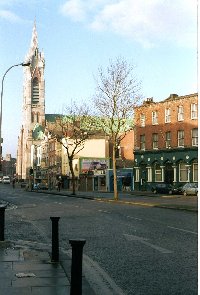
[165,162,173,184]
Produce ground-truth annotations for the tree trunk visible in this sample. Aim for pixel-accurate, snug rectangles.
[113,145,118,200]
[69,158,76,195]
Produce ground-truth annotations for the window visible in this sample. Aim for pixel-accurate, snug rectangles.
[155,163,162,182]
[140,114,145,127]
[32,77,39,104]
[135,168,139,182]
[147,167,152,182]
[179,162,188,182]
[192,128,198,146]
[152,133,158,149]
[152,111,158,125]
[165,108,171,123]
[178,130,184,147]
[140,134,145,150]
[177,106,184,121]
[31,112,34,123]
[191,103,198,119]
[166,131,171,148]
[193,162,198,182]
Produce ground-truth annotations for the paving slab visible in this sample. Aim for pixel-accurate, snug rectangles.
[0,287,32,295]
[12,276,69,288]
[31,286,70,295]
[0,245,71,294]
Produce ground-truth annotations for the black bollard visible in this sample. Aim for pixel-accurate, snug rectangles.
[0,205,7,241]
[69,239,86,295]
[50,217,60,262]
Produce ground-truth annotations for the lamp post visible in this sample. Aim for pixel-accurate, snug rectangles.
[0,62,30,172]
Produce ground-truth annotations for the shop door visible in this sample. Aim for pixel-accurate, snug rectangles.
[165,163,173,184]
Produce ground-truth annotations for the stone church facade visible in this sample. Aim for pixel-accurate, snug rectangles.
[16,23,45,180]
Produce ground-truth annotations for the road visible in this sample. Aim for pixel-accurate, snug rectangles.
[0,184,198,294]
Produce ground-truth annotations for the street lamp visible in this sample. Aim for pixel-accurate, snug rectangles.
[0,62,31,172]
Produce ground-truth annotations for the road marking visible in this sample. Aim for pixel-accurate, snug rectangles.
[98,209,110,213]
[124,234,173,254]
[126,215,142,221]
[167,226,197,235]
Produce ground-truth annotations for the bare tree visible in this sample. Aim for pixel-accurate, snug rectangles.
[93,57,142,200]
[49,101,94,195]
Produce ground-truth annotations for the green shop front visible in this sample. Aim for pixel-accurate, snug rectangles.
[133,147,198,191]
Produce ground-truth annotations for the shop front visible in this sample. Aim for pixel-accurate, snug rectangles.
[134,147,198,191]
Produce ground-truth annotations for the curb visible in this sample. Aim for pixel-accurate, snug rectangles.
[30,189,197,212]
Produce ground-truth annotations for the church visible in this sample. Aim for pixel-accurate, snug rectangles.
[16,22,46,180]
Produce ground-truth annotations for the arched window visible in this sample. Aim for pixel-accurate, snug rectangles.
[179,162,188,182]
[193,161,198,182]
[154,163,162,182]
[37,112,40,123]
[32,77,39,104]
[31,112,35,123]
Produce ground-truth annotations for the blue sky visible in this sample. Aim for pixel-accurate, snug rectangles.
[0,0,197,157]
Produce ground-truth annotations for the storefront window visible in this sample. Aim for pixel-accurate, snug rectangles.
[155,164,162,181]
[193,163,198,182]
[135,168,139,182]
[179,163,187,182]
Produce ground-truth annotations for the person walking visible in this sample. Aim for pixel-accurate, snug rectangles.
[57,180,61,192]
[12,178,16,189]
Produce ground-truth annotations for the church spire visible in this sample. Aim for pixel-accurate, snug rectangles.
[25,20,39,61]
[30,20,38,51]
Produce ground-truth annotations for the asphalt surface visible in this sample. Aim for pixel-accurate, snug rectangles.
[0,184,198,294]
[35,187,198,212]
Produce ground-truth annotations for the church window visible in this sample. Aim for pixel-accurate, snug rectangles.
[32,77,39,104]
[31,112,35,123]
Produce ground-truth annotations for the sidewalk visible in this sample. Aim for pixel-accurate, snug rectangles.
[0,240,95,295]
[35,188,198,212]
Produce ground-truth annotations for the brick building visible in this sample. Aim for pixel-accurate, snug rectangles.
[116,130,134,168]
[133,93,198,191]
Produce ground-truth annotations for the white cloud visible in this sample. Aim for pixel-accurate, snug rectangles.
[60,0,87,21]
[60,0,197,48]
[0,9,22,22]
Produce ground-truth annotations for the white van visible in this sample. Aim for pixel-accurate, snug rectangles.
[2,176,10,184]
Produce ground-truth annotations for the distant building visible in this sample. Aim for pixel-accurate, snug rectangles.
[2,154,16,177]
[133,93,198,191]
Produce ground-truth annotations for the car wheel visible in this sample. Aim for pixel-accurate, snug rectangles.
[153,189,157,194]
[183,191,187,196]
[168,190,172,195]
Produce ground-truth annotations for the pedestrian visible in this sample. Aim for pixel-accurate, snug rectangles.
[12,178,15,189]
[57,180,61,192]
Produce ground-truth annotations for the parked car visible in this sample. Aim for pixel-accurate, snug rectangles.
[2,176,10,184]
[21,181,28,188]
[34,183,48,190]
[180,183,198,196]
[152,183,178,195]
